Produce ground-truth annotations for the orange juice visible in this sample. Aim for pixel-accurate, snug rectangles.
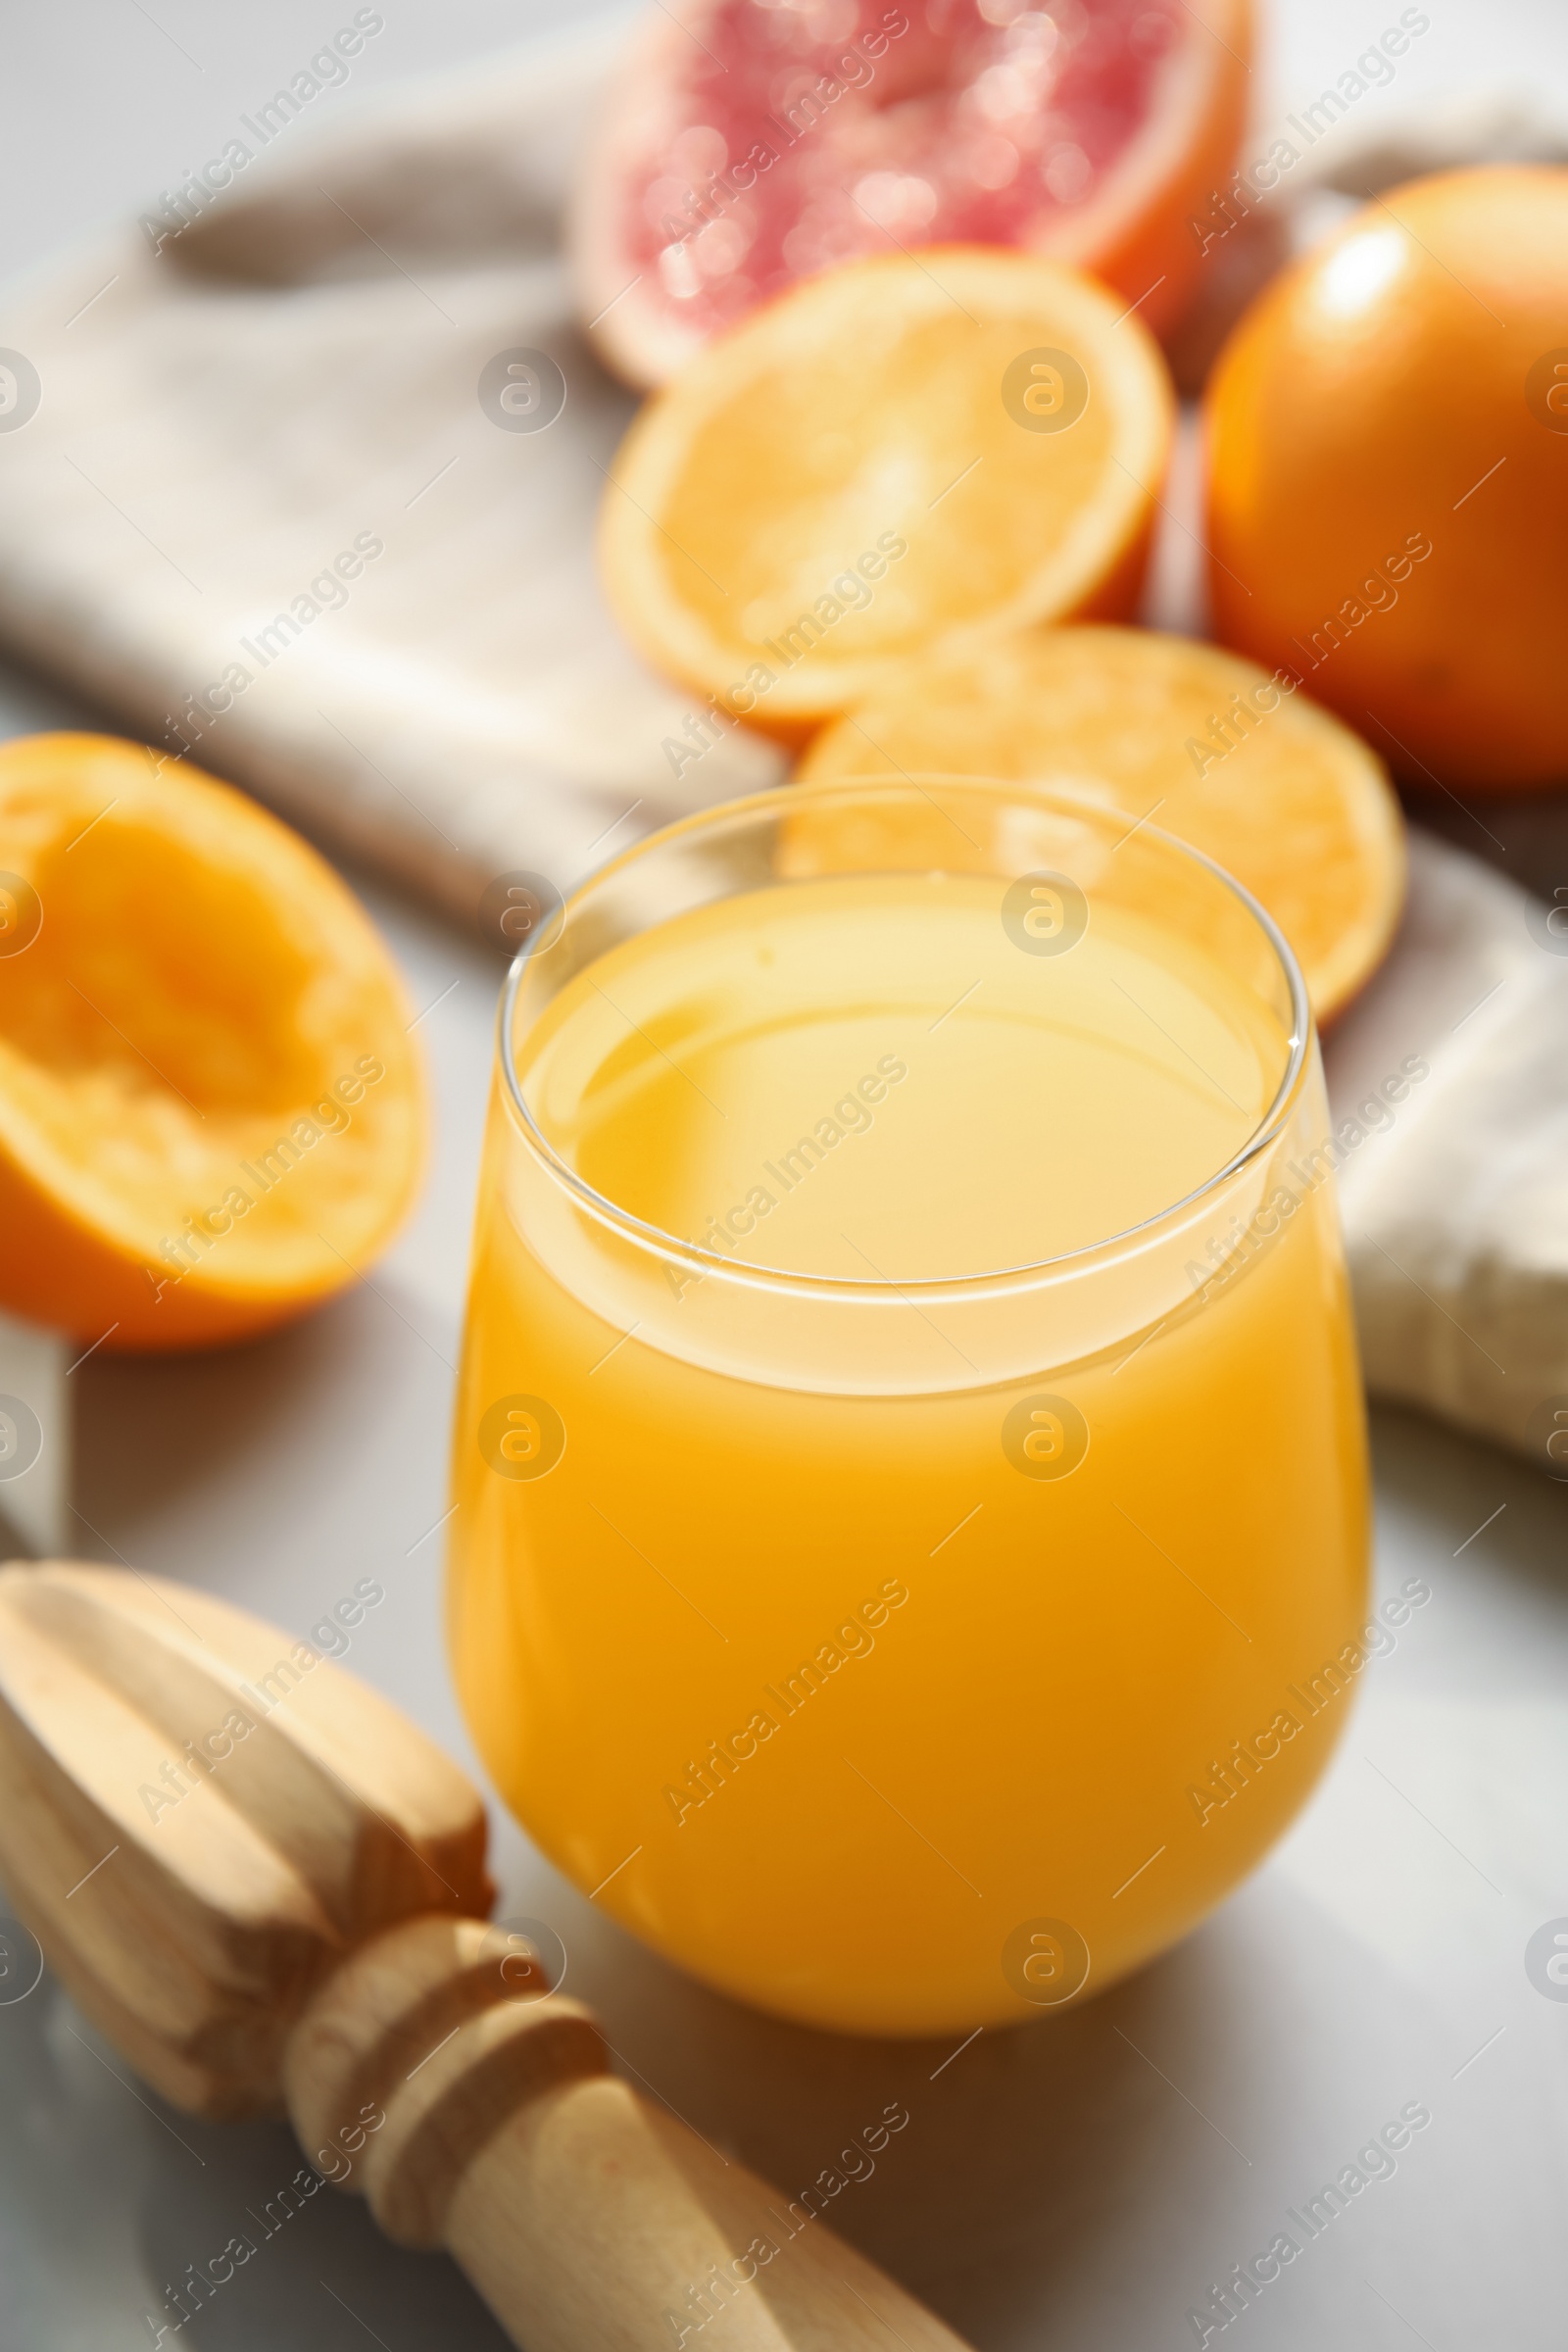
[449,787,1368,2035]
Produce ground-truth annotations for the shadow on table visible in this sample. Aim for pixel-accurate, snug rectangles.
[71,1281,456,1549]
[1369,1396,1568,1606]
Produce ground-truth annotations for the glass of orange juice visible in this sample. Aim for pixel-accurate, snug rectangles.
[448,778,1369,2036]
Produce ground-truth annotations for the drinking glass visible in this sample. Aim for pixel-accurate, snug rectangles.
[448,778,1369,2035]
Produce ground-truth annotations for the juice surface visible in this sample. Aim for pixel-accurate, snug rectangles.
[450,871,1369,2034]
[517,874,1274,1281]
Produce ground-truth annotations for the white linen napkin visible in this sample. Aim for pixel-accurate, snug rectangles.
[0,19,783,931]
[1325,830,1568,1475]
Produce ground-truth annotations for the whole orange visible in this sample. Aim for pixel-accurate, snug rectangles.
[1205,167,1568,793]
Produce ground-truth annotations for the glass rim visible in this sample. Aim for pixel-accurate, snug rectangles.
[495,774,1313,1299]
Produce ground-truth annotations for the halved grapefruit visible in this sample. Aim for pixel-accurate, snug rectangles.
[572,0,1251,388]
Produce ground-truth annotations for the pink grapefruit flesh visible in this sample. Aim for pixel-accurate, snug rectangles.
[572,0,1250,387]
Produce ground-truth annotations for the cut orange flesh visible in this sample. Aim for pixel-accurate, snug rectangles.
[795,626,1405,1023]
[0,735,425,1349]
[599,247,1175,733]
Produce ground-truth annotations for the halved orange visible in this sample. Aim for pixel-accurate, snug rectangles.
[795,626,1405,1022]
[599,247,1174,734]
[0,734,425,1349]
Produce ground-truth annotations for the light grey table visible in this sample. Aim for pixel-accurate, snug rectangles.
[3,657,1565,2352]
[2,5,1567,2348]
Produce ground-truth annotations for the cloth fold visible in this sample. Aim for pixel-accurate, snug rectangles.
[0,19,782,928]
[1326,831,1568,1471]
